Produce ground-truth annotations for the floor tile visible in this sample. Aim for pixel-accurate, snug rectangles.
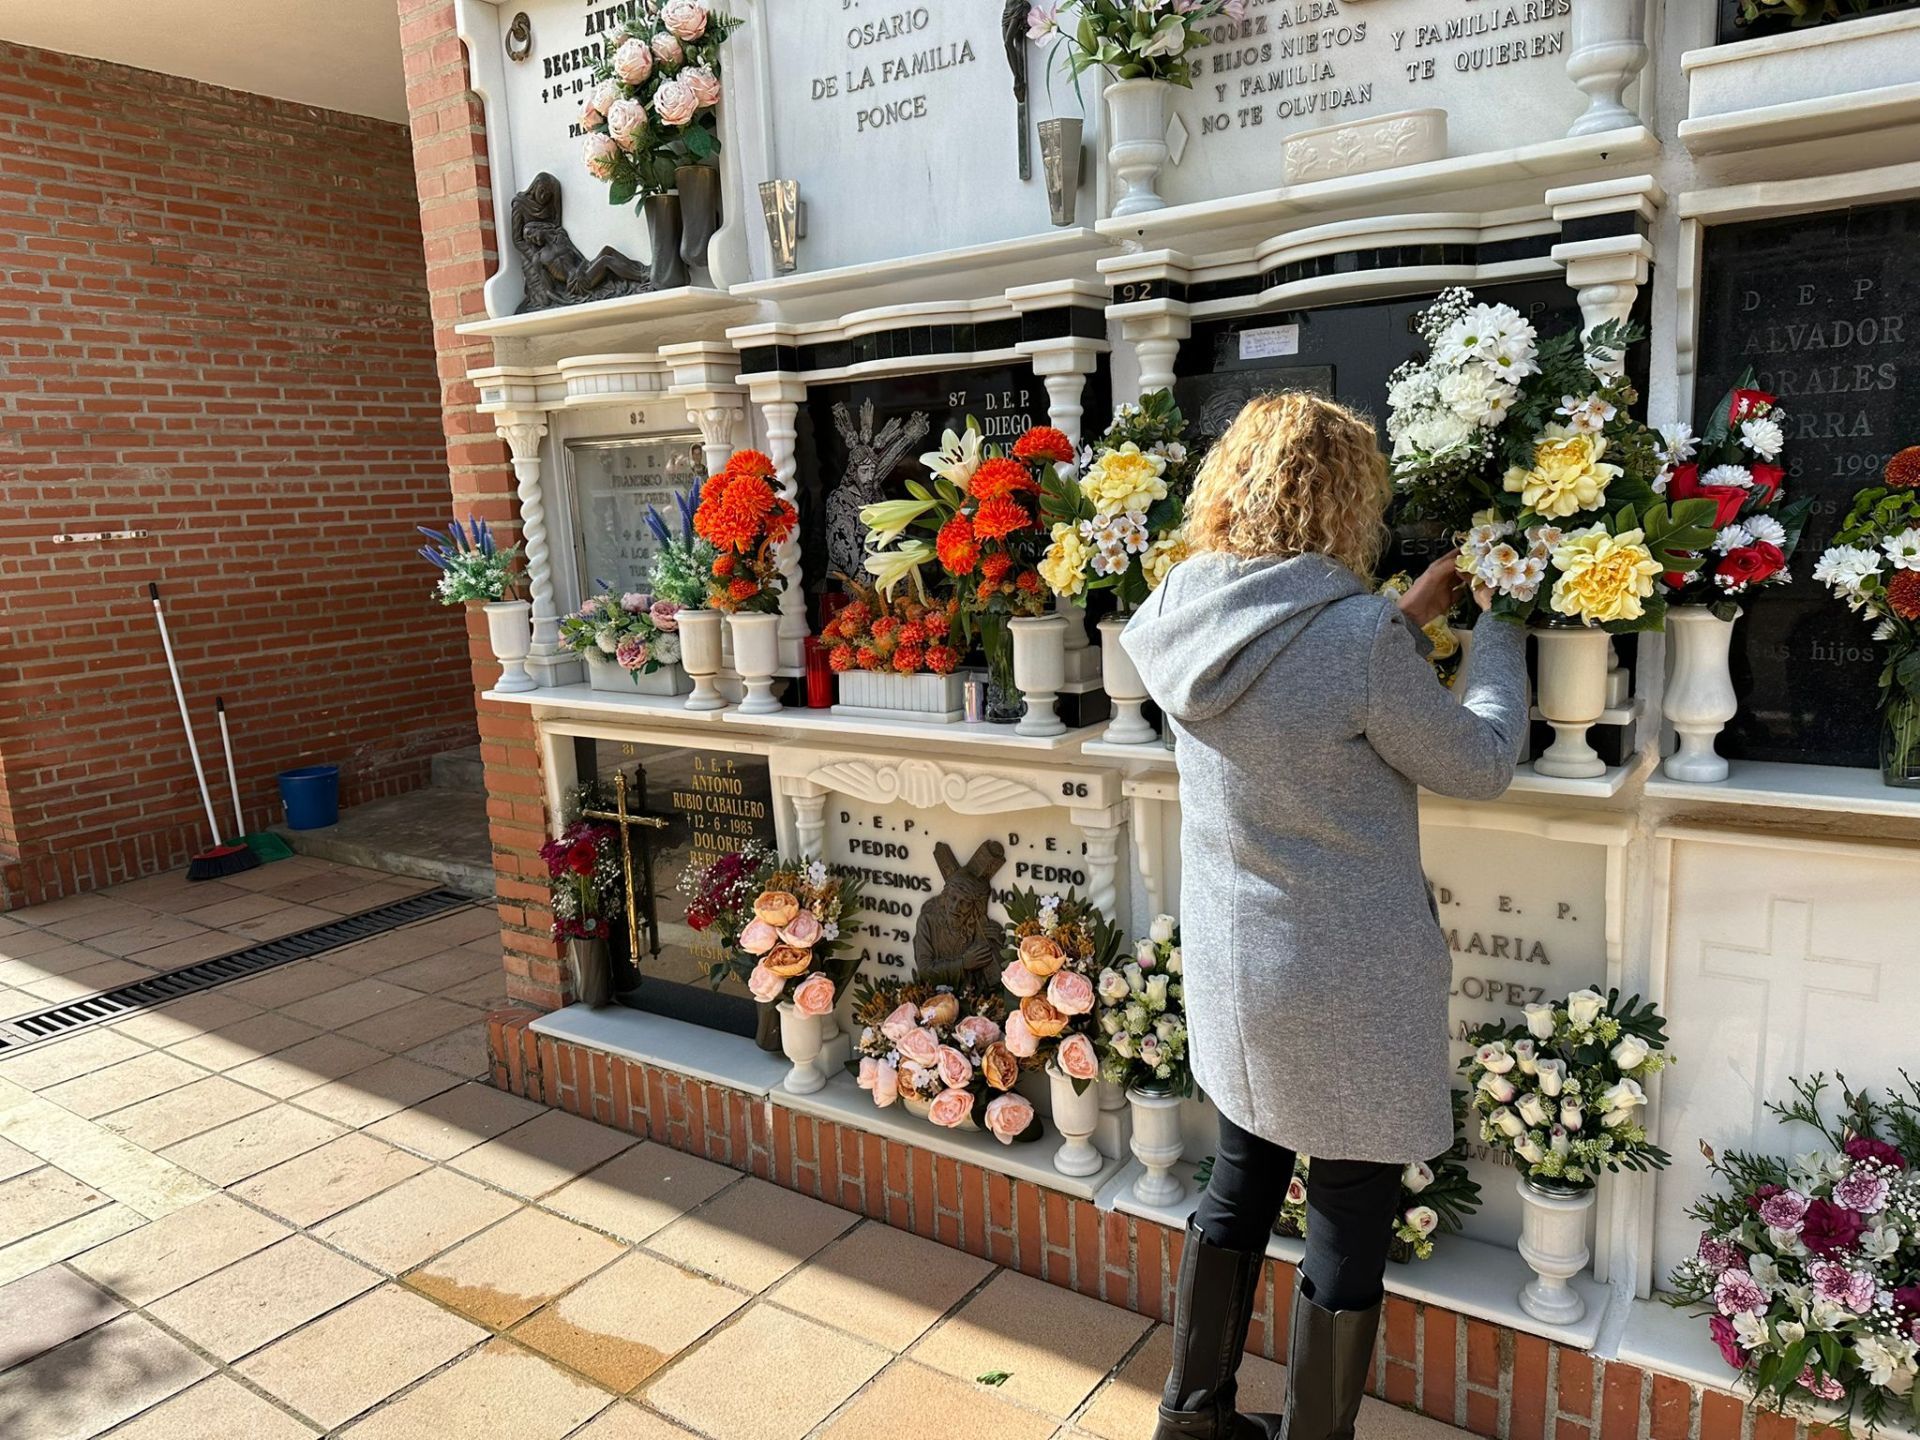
[385,948,499,994]
[311,881,430,915]
[0,1265,124,1373]
[312,1167,520,1275]
[364,1082,544,1161]
[237,1283,486,1431]
[0,1136,38,1183]
[0,1205,146,1288]
[71,1192,291,1305]
[148,1234,381,1362]
[324,928,456,977]
[820,1360,1060,1440]
[400,1023,490,1077]
[0,1167,111,1243]
[280,977,424,1031]
[1077,1324,1285,1440]
[158,1103,346,1186]
[97,1373,319,1439]
[341,996,480,1054]
[293,1056,456,1128]
[41,1052,208,1119]
[910,1269,1153,1420]
[772,1220,994,1351]
[407,1206,624,1328]
[23,959,153,1002]
[0,928,99,960]
[225,1032,386,1098]
[109,992,259,1047]
[0,1091,212,1222]
[448,1107,638,1200]
[222,903,337,941]
[645,1301,888,1440]
[172,892,292,928]
[568,1405,703,1440]
[37,902,155,940]
[99,1075,273,1150]
[441,972,508,1008]
[234,1133,430,1227]
[0,1029,149,1091]
[85,917,213,957]
[118,933,244,970]
[513,1250,747,1391]
[540,1144,736,1245]
[332,1337,607,1440]
[0,1312,211,1440]
[220,959,360,1009]
[407,908,500,946]
[165,1012,321,1071]
[645,1177,858,1292]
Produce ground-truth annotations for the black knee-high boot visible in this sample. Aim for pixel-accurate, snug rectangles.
[1276,1280,1382,1440]
[1153,1219,1267,1440]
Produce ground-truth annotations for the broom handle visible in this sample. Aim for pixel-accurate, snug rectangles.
[149,584,222,846]
[215,697,245,837]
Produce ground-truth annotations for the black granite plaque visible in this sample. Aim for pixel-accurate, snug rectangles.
[1697,202,1920,768]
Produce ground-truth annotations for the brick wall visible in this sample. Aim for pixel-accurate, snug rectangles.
[397,0,566,1009]
[0,42,474,907]
[491,1009,1833,1440]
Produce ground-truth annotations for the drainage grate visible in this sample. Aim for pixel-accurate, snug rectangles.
[0,888,476,1055]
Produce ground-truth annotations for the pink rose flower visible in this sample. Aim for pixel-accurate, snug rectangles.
[1285,1175,1308,1207]
[615,637,651,671]
[681,65,722,109]
[662,0,710,40]
[779,910,824,948]
[607,97,649,153]
[872,1059,899,1107]
[1057,1033,1099,1082]
[1756,1188,1809,1232]
[614,36,654,85]
[590,78,622,118]
[955,1015,1002,1051]
[984,1093,1035,1145]
[649,599,680,632]
[620,591,649,614]
[936,1045,974,1091]
[927,1089,975,1129]
[580,98,605,131]
[856,1057,878,1090]
[1001,961,1044,998]
[739,918,780,956]
[1004,1009,1039,1058]
[880,1002,920,1043]
[582,132,620,181]
[652,31,685,66]
[746,961,783,1003]
[1713,1269,1767,1317]
[895,1027,940,1067]
[792,973,835,1018]
[653,76,698,127]
[1047,970,1095,1016]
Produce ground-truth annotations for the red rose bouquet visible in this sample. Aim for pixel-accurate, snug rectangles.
[1661,373,1813,618]
[692,450,797,614]
[541,821,620,943]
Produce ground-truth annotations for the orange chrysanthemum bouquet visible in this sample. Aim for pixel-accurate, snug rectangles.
[692,450,797,615]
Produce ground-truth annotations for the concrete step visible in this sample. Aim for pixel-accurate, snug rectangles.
[429,745,487,794]
[274,788,493,899]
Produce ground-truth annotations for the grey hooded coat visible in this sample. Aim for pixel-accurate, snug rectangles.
[1121,552,1530,1163]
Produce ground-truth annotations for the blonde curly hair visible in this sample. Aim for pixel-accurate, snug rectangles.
[1186,391,1390,578]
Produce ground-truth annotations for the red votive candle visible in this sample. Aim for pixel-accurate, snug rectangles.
[804,636,833,708]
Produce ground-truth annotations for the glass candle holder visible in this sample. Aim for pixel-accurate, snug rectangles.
[803,636,833,709]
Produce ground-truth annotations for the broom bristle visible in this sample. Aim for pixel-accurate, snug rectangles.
[187,843,261,882]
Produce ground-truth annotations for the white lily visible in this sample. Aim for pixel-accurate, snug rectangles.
[920,426,982,487]
[863,542,933,599]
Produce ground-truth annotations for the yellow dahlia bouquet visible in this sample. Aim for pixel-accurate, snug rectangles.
[1388,289,1719,632]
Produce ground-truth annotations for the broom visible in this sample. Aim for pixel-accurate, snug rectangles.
[215,697,293,865]
[149,583,259,881]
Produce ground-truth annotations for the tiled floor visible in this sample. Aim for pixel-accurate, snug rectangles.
[0,859,1471,1439]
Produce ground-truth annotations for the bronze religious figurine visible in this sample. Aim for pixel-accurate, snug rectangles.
[510,173,653,313]
[912,839,1007,976]
[1002,0,1032,180]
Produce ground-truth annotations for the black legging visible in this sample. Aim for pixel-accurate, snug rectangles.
[1196,1112,1402,1312]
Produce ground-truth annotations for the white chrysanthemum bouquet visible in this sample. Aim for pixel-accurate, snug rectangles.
[1093,914,1190,1095]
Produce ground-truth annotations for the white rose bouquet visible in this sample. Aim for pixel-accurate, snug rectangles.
[1461,987,1672,1191]
[578,3,741,206]
[1668,1074,1920,1433]
[1274,1102,1483,1263]
[998,888,1124,1093]
[1039,390,1193,610]
[1093,914,1190,1096]
[1030,0,1249,90]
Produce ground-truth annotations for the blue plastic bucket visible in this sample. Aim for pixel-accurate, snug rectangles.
[277,765,340,830]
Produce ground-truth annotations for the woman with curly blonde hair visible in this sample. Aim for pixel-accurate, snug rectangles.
[1124,392,1528,1440]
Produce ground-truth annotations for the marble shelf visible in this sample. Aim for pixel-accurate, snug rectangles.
[1644,760,1920,818]
[455,286,753,340]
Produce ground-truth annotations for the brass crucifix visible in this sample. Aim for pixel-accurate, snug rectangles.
[581,768,668,963]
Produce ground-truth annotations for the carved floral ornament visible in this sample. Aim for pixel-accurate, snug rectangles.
[800,758,1055,815]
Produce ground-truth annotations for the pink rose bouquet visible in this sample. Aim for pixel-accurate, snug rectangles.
[997,887,1123,1093]
[662,0,710,41]
[679,850,861,1015]
[848,975,1041,1146]
[577,5,741,207]
[1670,1074,1920,1430]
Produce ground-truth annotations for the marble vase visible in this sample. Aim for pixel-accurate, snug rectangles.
[1128,1086,1186,1206]
[728,612,782,715]
[1533,626,1610,779]
[1105,79,1172,217]
[1663,606,1739,783]
[1048,1064,1103,1177]
[1098,615,1156,744]
[678,609,728,711]
[1515,1176,1594,1325]
[484,600,536,694]
[1011,614,1068,737]
[776,1002,827,1095]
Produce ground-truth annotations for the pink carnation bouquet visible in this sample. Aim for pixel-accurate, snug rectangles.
[1668,1074,1920,1431]
[848,976,1040,1146]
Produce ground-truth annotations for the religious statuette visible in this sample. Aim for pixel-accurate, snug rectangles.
[759,179,803,274]
[1002,0,1032,181]
[911,840,1007,976]
[827,400,930,583]
[509,174,652,314]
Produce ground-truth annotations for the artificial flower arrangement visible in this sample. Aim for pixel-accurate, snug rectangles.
[1028,0,1248,88]
[1040,390,1193,609]
[579,1,741,204]
[848,974,1043,1143]
[820,579,963,677]
[996,887,1125,1091]
[418,516,523,604]
[1667,1073,1920,1430]
[1735,0,1889,31]
[1461,987,1673,1191]
[1378,571,1464,681]
[645,481,720,609]
[1660,375,1812,619]
[1812,447,1920,784]
[561,590,684,679]
[1387,288,1718,631]
[692,449,796,614]
[676,840,774,964]
[1094,913,1190,1095]
[541,817,621,944]
[1275,1097,1484,1264]
[679,848,862,1013]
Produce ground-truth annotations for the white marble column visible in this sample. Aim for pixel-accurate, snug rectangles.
[663,342,751,480]
[1119,311,1191,402]
[687,399,745,477]
[746,376,810,668]
[1020,334,1109,661]
[495,413,569,687]
[1072,805,1127,920]
[790,788,827,858]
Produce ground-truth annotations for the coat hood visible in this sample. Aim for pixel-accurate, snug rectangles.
[1119,552,1368,724]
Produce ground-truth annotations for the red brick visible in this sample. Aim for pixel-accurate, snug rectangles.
[1751,1411,1796,1440]
[909,1146,935,1236]
[1137,1222,1165,1321]
[1072,1202,1101,1289]
[1015,1182,1042,1276]
[1423,1307,1458,1424]
[959,1165,987,1257]
[1699,1391,1745,1440]
[1512,1334,1551,1440]
[1467,1320,1502,1388]
[1467,1390,1502,1439]
[1558,1350,1597,1420]
[1384,1298,1418,1365]
[1557,1420,1594,1440]
[1649,1375,1693,1440]
[1268,1261,1294,1357]
[1600,1363,1644,1440]
[883,1141,910,1229]
[1386,1362,1417,1407]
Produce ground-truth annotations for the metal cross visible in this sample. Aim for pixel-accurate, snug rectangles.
[581,768,668,963]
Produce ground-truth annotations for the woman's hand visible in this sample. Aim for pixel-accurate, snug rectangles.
[1470,580,1494,613]
[1397,551,1463,628]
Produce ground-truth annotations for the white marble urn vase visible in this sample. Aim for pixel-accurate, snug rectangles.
[483,600,536,694]
[1127,1086,1186,1206]
[1011,614,1068,737]
[1048,1063,1104,1177]
[1105,79,1172,218]
[1515,1176,1594,1325]
[727,612,783,716]
[678,609,728,711]
[1662,606,1740,783]
[1564,0,1649,138]
[1099,615,1157,744]
[1532,626,1610,779]
[777,1002,828,1096]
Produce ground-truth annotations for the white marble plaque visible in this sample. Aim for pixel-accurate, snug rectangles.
[1158,0,1585,208]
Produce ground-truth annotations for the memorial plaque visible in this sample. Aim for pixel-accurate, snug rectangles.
[568,435,706,597]
[1419,818,1610,1248]
[1161,0,1583,210]
[1696,201,1920,768]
